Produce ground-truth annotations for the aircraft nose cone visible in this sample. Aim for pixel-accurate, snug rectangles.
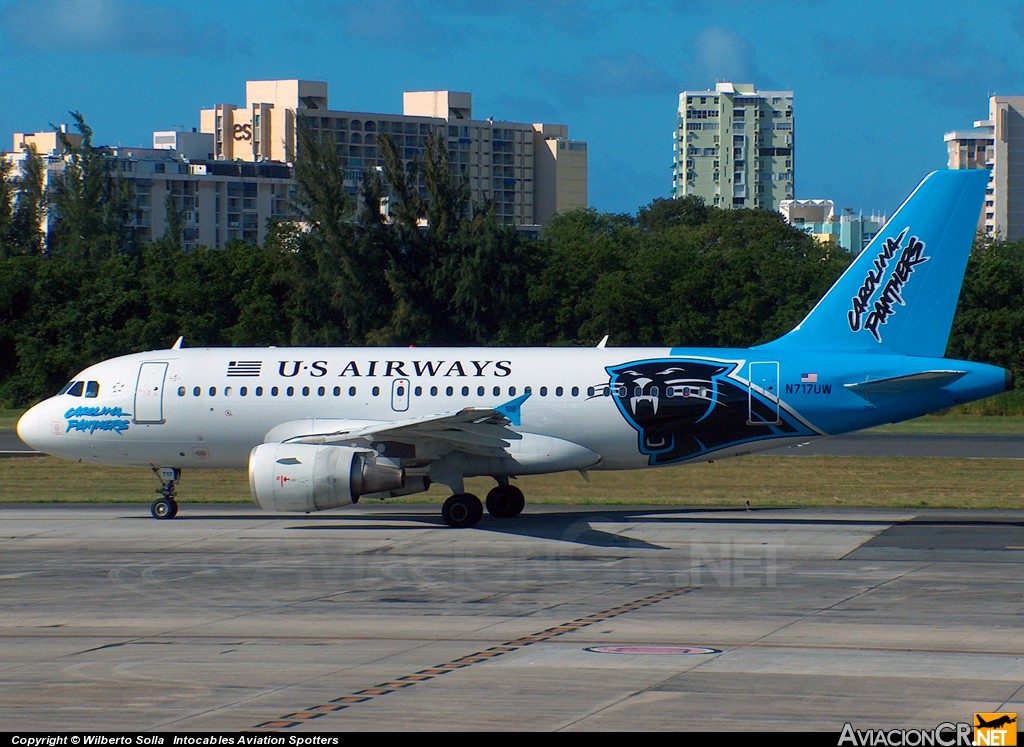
[16,406,43,450]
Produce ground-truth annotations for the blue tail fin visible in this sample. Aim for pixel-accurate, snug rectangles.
[764,170,989,356]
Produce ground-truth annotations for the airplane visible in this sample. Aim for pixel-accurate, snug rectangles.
[976,715,1017,729]
[16,169,1010,528]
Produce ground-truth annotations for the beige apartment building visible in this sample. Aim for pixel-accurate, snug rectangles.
[4,80,585,251]
[7,128,293,249]
[672,82,794,211]
[945,95,1024,240]
[200,80,587,227]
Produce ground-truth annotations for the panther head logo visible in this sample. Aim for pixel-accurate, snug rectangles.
[604,357,808,464]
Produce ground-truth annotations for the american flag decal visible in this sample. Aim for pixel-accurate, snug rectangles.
[801,372,818,383]
[227,360,262,377]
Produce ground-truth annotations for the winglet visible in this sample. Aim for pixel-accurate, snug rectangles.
[495,393,532,426]
[171,336,185,350]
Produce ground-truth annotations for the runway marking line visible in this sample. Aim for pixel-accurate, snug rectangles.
[253,586,693,730]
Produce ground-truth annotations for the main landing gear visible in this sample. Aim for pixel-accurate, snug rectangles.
[440,482,525,528]
[150,466,180,520]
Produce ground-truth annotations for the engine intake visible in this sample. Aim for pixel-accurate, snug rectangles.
[249,443,404,513]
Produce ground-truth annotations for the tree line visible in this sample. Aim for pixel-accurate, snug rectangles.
[1,116,1022,408]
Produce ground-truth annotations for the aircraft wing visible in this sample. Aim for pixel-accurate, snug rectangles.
[280,407,522,459]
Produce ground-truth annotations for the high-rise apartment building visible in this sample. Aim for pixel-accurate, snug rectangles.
[945,95,1024,240]
[672,82,794,210]
[201,80,587,228]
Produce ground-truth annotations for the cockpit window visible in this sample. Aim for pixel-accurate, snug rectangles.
[85,381,99,398]
[63,381,84,397]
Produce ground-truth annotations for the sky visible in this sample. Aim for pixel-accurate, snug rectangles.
[1,0,1022,218]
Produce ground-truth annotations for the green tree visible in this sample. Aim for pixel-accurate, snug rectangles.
[949,239,1024,382]
[49,112,136,260]
[3,146,47,256]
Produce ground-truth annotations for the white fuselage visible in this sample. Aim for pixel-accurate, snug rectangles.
[17,345,820,474]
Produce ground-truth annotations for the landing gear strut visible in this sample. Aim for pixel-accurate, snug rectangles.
[150,466,180,520]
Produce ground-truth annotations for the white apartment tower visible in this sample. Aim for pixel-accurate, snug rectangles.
[672,82,794,210]
[945,95,1024,240]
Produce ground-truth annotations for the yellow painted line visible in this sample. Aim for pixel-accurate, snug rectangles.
[255,586,693,729]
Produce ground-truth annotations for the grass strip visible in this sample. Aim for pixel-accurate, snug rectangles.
[2,455,1022,510]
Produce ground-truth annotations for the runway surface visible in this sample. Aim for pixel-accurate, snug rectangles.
[2,503,1023,731]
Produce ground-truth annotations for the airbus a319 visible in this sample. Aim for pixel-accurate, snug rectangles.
[17,170,1008,527]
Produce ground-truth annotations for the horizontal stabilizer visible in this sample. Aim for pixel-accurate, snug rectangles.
[844,370,967,398]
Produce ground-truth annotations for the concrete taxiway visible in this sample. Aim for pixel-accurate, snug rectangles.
[1,503,1023,732]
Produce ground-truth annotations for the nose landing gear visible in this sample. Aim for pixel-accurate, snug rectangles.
[150,465,180,520]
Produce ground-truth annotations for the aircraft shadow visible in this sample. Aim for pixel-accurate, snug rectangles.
[151,506,1024,549]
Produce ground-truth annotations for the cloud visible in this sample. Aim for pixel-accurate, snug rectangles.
[534,51,678,105]
[0,0,226,56]
[338,0,464,46]
[816,31,1023,108]
[690,26,757,85]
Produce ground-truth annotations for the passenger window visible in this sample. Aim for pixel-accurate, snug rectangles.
[240,387,248,396]
[509,386,516,396]
[396,384,406,396]
[271,386,279,396]
[193,386,201,396]
[445,386,454,396]
[587,386,595,397]
[286,386,294,396]
[333,386,341,396]
[414,386,422,396]
[555,387,563,397]
[477,386,485,396]
[525,386,532,394]
[539,386,548,396]
[256,387,264,396]
[317,386,325,396]
[349,386,357,396]
[209,387,217,396]
[178,387,186,397]
[571,386,579,397]
[461,386,469,396]
[302,386,310,396]
[224,386,233,396]
[493,386,501,397]
[85,381,99,398]
[372,386,380,396]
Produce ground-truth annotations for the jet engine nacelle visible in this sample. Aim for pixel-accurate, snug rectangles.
[249,443,404,513]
